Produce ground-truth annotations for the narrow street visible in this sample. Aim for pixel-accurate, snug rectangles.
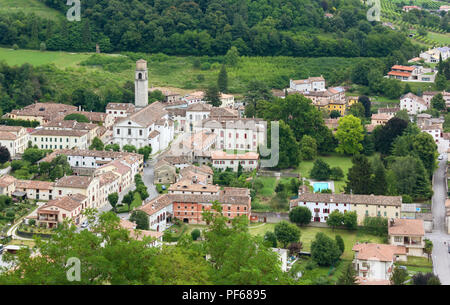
[425,155,450,285]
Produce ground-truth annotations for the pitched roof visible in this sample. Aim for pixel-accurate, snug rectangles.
[117,102,167,127]
[168,179,219,193]
[388,218,424,236]
[293,193,402,207]
[106,103,136,111]
[41,194,87,212]
[400,93,427,106]
[10,103,77,120]
[31,129,88,137]
[352,243,406,262]
[388,71,412,77]
[75,111,110,123]
[391,65,415,72]
[54,176,95,189]
[0,175,16,188]
[187,103,212,112]
[0,131,17,140]
[211,151,259,160]
[42,120,98,131]
[15,180,53,190]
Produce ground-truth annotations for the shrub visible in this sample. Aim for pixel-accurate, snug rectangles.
[191,229,201,241]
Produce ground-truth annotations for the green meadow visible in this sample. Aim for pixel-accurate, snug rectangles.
[0,0,63,20]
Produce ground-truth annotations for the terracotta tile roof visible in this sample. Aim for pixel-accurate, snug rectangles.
[149,130,160,139]
[388,71,412,77]
[120,218,164,240]
[391,65,415,72]
[211,151,259,160]
[293,193,402,207]
[163,155,190,165]
[168,179,219,193]
[199,118,266,131]
[0,175,16,188]
[75,111,110,123]
[54,176,95,189]
[138,194,173,216]
[0,131,17,140]
[210,107,239,118]
[117,102,168,127]
[98,171,120,187]
[101,160,131,176]
[40,194,87,212]
[106,103,136,112]
[352,243,406,261]
[187,103,213,112]
[31,129,88,137]
[10,103,77,120]
[371,113,393,121]
[43,120,98,131]
[180,165,213,177]
[0,126,24,133]
[388,218,424,236]
[15,180,53,190]
[39,149,142,163]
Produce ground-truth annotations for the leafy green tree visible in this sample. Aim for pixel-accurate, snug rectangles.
[289,206,312,226]
[217,65,228,93]
[299,135,317,160]
[345,154,373,195]
[108,192,119,212]
[343,211,357,230]
[191,229,201,241]
[243,80,273,118]
[330,167,344,181]
[394,109,410,122]
[373,118,408,155]
[390,265,408,285]
[431,93,445,111]
[89,137,104,151]
[310,159,331,180]
[64,113,90,123]
[122,145,137,153]
[122,191,134,211]
[412,132,438,178]
[105,144,120,152]
[137,146,152,162]
[272,120,301,169]
[274,221,301,248]
[0,146,10,164]
[337,262,357,285]
[348,102,365,118]
[22,147,46,164]
[326,210,344,230]
[225,46,239,66]
[129,210,149,230]
[310,232,341,266]
[435,73,447,91]
[412,272,441,285]
[330,110,341,118]
[264,231,278,248]
[335,115,364,155]
[335,235,345,255]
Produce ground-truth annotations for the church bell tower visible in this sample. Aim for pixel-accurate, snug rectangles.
[135,59,148,109]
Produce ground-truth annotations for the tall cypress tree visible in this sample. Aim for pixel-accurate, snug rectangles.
[218,65,228,93]
[337,262,358,285]
[372,156,387,195]
[345,154,373,194]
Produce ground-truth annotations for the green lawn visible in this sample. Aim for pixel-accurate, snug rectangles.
[116,192,142,213]
[0,0,63,20]
[248,223,384,260]
[0,48,92,68]
[294,153,353,193]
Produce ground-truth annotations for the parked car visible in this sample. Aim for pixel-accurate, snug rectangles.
[80,221,88,229]
[438,155,443,160]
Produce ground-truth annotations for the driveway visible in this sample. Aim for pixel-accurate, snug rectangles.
[425,155,450,285]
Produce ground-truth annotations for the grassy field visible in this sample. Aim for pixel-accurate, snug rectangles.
[0,48,92,68]
[248,223,384,260]
[294,153,354,193]
[0,0,63,20]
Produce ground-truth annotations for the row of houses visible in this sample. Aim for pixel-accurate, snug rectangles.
[0,149,144,228]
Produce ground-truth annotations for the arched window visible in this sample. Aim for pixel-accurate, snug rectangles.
[138,73,142,80]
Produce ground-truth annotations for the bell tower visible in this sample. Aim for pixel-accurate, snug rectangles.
[135,59,148,109]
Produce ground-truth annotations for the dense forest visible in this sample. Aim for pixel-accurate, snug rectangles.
[0,0,419,57]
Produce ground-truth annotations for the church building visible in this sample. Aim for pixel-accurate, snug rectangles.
[111,60,174,152]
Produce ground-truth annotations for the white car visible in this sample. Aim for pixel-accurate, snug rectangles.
[438,155,443,160]
[80,221,89,229]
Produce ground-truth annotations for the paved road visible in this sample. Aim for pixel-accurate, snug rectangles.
[425,155,450,285]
